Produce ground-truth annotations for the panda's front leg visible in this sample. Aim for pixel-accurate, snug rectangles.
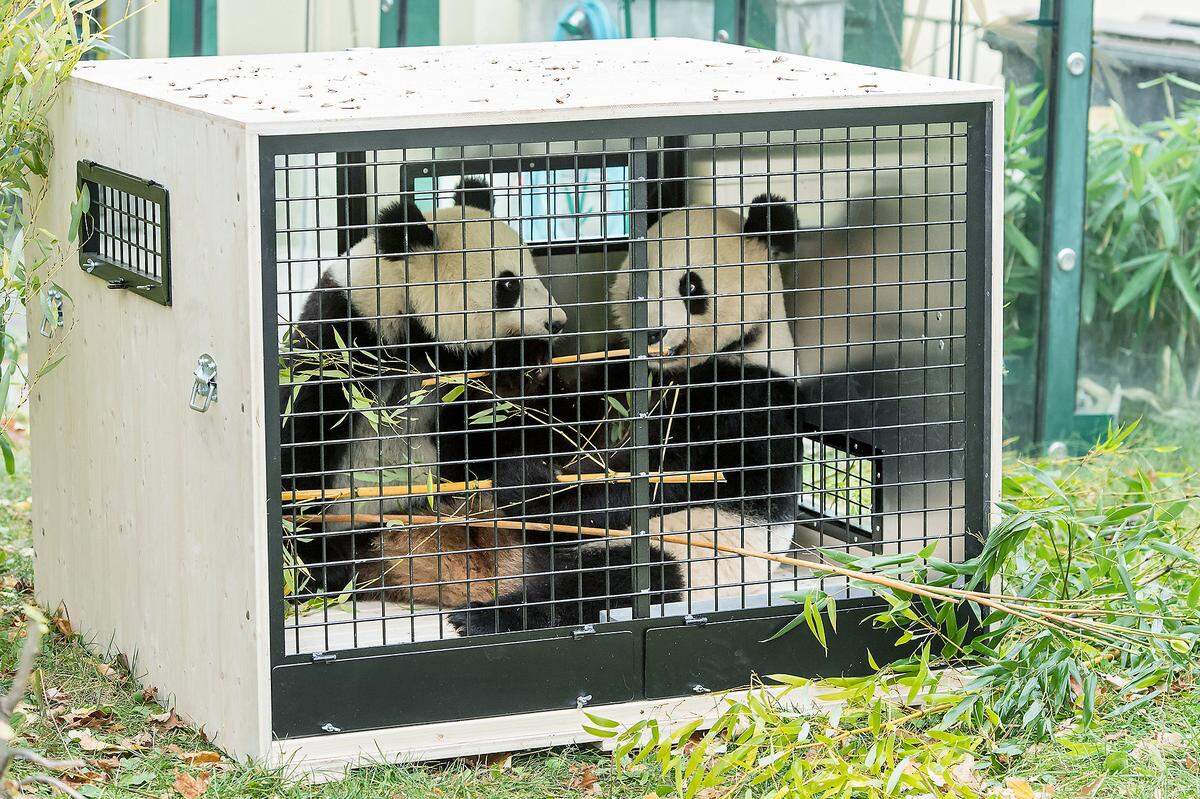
[491,456,639,539]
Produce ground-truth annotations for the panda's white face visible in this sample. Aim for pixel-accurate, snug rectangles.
[345,203,566,352]
[611,207,783,371]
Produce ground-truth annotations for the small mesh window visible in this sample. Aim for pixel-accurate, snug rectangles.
[78,160,171,306]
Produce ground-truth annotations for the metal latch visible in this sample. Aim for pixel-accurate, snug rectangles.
[684,614,708,626]
[189,354,218,412]
[311,651,337,664]
[38,288,64,338]
[572,624,596,639]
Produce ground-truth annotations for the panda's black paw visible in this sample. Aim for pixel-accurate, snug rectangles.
[492,458,558,516]
[448,601,516,636]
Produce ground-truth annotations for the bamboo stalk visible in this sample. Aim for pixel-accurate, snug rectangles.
[555,471,725,485]
[281,515,1184,650]
[550,348,631,365]
[282,480,491,504]
[283,512,952,602]
[416,346,666,388]
[420,371,488,388]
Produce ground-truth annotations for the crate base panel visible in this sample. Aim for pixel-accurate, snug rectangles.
[272,684,851,780]
[270,595,903,742]
[268,686,802,780]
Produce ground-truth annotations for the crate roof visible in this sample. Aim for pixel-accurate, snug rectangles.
[72,38,998,135]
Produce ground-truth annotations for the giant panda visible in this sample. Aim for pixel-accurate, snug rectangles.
[449,194,812,635]
[281,178,574,605]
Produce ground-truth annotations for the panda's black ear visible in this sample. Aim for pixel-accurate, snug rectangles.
[376,198,435,259]
[456,177,494,213]
[744,194,798,259]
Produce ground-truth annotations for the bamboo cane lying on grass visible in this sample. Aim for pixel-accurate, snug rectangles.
[417,347,663,388]
[282,512,1191,649]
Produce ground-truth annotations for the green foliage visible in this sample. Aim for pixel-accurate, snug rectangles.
[1,0,106,474]
[599,424,1200,797]
[1000,85,1047,362]
[1080,97,1200,401]
[1004,81,1200,408]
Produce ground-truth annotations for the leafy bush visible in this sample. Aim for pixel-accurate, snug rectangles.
[1003,80,1200,413]
[1,0,105,472]
[594,424,1200,797]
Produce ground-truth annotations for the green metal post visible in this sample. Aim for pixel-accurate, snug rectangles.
[168,0,217,57]
[1033,0,1096,453]
[380,0,439,48]
[713,0,776,49]
[842,0,903,69]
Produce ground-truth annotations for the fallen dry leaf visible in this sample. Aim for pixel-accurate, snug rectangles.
[52,613,73,638]
[173,769,211,799]
[1079,777,1105,797]
[1156,730,1185,750]
[1185,754,1200,773]
[62,706,112,730]
[1102,730,1127,742]
[470,750,512,770]
[182,751,222,766]
[151,711,190,732]
[1005,778,1036,799]
[567,763,602,796]
[44,687,69,704]
[141,686,159,703]
[62,769,107,789]
[68,729,114,752]
[96,663,126,683]
[948,755,982,789]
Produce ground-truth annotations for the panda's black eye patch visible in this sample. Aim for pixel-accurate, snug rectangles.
[494,271,521,308]
[679,271,708,316]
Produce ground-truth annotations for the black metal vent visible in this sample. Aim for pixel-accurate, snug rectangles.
[77,160,171,306]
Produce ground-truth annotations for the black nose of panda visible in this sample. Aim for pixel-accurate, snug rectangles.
[544,319,566,335]
[646,328,667,345]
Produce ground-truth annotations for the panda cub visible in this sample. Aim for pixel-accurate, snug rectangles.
[450,194,806,635]
[282,178,572,601]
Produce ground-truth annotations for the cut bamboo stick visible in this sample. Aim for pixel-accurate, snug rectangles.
[549,348,631,365]
[555,471,725,485]
[282,512,951,602]
[416,346,666,387]
[282,480,491,504]
[420,371,488,388]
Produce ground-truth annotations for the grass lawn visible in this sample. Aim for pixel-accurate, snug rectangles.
[0,437,1198,798]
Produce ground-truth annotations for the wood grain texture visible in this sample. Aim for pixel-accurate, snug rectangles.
[27,79,271,760]
[68,39,999,135]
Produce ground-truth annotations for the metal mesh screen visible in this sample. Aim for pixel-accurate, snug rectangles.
[267,114,978,658]
[77,160,171,305]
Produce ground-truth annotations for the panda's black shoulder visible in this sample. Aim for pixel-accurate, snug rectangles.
[706,360,800,411]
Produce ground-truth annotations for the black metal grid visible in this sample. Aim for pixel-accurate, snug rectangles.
[260,105,991,737]
[77,160,171,306]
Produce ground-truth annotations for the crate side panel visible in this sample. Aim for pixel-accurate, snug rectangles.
[27,80,269,759]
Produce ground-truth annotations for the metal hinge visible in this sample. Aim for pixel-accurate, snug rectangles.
[189,354,218,412]
[38,288,64,338]
[311,651,337,663]
[572,624,596,639]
